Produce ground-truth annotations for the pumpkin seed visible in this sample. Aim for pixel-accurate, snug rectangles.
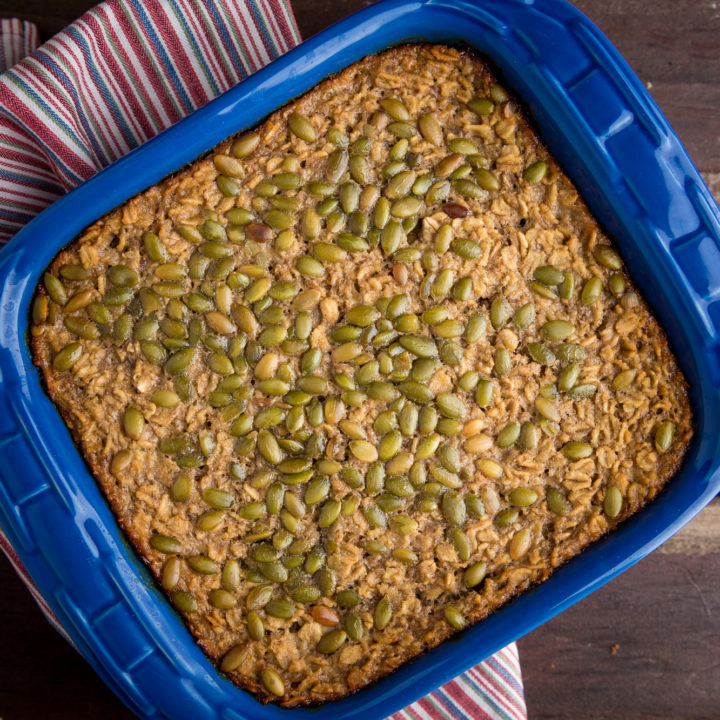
[563,441,593,460]
[317,629,347,654]
[612,368,638,390]
[444,606,465,630]
[464,561,488,588]
[496,422,521,448]
[288,112,316,142]
[467,96,494,115]
[260,668,285,697]
[494,347,512,376]
[442,491,466,526]
[374,595,392,629]
[53,342,82,371]
[593,245,622,270]
[604,486,623,518]
[173,590,197,614]
[655,421,674,452]
[150,534,181,554]
[524,161,547,184]
[187,555,219,574]
[547,487,572,515]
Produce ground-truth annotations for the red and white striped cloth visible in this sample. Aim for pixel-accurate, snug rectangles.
[0,3,526,718]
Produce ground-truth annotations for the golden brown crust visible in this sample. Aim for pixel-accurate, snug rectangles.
[30,44,693,706]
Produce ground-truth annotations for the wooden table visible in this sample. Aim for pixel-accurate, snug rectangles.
[0,1,718,718]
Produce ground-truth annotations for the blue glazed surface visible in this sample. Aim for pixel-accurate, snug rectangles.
[1,0,719,717]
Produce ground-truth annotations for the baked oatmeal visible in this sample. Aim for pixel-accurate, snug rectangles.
[30,44,693,705]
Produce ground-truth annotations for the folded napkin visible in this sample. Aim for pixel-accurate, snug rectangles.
[0,3,526,718]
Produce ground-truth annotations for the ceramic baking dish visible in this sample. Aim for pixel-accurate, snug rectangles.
[1,0,719,718]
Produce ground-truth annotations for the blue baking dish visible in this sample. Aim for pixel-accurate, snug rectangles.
[1,0,719,717]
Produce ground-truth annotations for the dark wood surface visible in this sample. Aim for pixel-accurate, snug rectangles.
[0,1,718,718]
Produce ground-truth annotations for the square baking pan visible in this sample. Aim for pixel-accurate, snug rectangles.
[1,0,719,718]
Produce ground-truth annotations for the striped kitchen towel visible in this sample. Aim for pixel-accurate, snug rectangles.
[0,3,526,719]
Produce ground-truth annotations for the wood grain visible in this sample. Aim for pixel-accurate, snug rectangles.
[0,1,718,718]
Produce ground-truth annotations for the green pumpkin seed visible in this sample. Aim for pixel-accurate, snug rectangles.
[464,561,488,588]
[454,178,482,198]
[187,555,219,574]
[448,137,479,155]
[560,380,594,400]
[475,379,494,407]
[490,296,511,330]
[417,112,443,145]
[563,441,593,460]
[295,255,324,277]
[475,168,500,191]
[321,148,348,185]
[362,504,387,529]
[388,513,418,534]
[547,487,572,515]
[257,429,283,465]
[231,132,260,157]
[162,556,181,590]
[399,334,437,358]
[541,320,575,341]
[390,196,422,218]
[494,507,519,528]
[164,348,194,375]
[316,498,340,528]
[514,422,536,452]
[655,421,674,453]
[260,560,289,583]
[524,161,547,184]
[449,236,481,259]
[202,487,233,510]
[208,588,237,610]
[533,265,565,286]
[63,288,94,314]
[59,264,91,281]
[467,96,494,115]
[53,342,82,371]
[104,286,133,306]
[345,613,364,641]
[151,383,181,405]
[593,245,622,270]
[107,265,139,287]
[314,567,337,597]
[260,667,285,697]
[494,347,512,376]
[581,276,603,305]
[556,343,586,364]
[317,628,347,654]
[442,491,466,526]
[608,273,626,296]
[612,368,638,390]
[219,559,240,592]
[496,422,521,448]
[380,97,410,120]
[122,407,145,439]
[509,527,532,560]
[509,488,538,507]
[246,584,275,611]
[604,486,623,518]
[374,595,392,629]
[111,450,132,475]
[173,590,197,613]
[444,605,465,630]
[288,112,316,142]
[246,611,265,642]
[150,534,181,554]
[387,121,416,138]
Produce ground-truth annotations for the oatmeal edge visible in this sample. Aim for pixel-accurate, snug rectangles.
[31,45,692,706]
